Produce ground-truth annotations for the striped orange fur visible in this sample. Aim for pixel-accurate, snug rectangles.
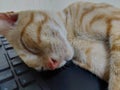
[1,1,120,90]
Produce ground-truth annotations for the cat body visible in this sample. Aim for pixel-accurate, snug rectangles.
[0,2,120,90]
[63,2,120,90]
[63,2,111,81]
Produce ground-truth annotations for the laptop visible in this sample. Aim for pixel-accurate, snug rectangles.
[0,35,108,90]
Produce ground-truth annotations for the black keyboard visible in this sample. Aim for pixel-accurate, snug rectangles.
[0,35,50,90]
[0,35,108,90]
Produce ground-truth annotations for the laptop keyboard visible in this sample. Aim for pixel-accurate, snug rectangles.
[0,35,49,90]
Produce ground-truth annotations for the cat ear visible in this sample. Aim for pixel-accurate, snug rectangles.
[0,12,18,25]
[0,12,18,36]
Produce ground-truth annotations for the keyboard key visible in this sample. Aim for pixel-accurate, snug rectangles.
[0,70,13,83]
[14,64,29,75]
[4,44,13,50]
[0,55,9,71]
[24,83,41,90]
[0,41,2,47]
[0,80,18,90]
[19,72,35,87]
[2,41,9,45]
[0,35,4,38]
[1,38,7,42]
[7,49,18,59]
[11,57,22,66]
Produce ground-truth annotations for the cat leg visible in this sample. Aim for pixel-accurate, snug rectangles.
[70,38,109,81]
[72,39,91,71]
[71,39,93,71]
[109,21,120,90]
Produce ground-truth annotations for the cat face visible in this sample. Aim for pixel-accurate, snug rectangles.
[0,11,74,71]
[37,23,73,70]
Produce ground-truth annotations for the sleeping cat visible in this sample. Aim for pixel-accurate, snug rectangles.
[0,1,120,90]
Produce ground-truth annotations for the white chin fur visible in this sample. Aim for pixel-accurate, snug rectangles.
[58,61,67,68]
[35,67,42,71]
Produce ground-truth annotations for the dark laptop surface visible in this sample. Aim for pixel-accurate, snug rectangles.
[0,35,108,90]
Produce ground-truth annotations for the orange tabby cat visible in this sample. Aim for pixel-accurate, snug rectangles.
[0,2,120,90]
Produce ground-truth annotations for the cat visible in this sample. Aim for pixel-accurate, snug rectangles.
[0,1,120,90]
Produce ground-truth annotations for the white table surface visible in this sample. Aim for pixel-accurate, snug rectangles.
[0,0,119,12]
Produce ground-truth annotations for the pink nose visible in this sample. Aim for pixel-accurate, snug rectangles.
[47,58,60,70]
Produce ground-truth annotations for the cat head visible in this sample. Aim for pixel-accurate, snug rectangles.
[0,11,74,71]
